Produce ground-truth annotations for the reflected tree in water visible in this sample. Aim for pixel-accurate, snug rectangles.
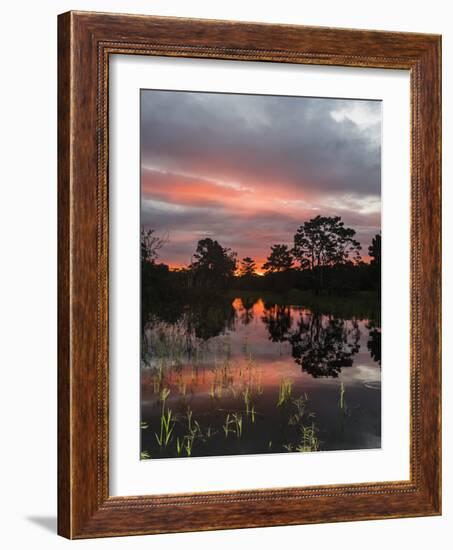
[238,295,259,325]
[261,303,292,344]
[142,296,237,367]
[186,297,237,340]
[288,314,361,377]
[367,322,381,365]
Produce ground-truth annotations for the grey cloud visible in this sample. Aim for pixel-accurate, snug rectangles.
[141,90,381,198]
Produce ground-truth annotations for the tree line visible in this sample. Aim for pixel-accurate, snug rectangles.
[141,215,381,310]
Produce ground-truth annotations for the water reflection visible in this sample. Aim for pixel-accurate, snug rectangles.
[290,315,360,378]
[367,322,381,366]
[187,297,236,340]
[262,304,292,344]
[141,294,381,458]
[239,295,259,326]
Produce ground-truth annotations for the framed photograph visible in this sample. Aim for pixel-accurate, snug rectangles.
[58,11,441,538]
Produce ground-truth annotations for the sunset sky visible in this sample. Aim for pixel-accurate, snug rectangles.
[140,90,381,272]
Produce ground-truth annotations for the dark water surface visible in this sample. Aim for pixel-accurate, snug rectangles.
[140,294,381,459]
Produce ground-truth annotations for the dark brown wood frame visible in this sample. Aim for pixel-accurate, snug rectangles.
[58,10,441,539]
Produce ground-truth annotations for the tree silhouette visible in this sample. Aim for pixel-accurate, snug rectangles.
[262,244,294,273]
[367,233,381,292]
[369,234,381,265]
[141,228,167,264]
[238,256,257,277]
[190,238,237,289]
[288,314,360,377]
[293,215,362,270]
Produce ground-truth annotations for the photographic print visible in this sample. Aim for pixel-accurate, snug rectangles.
[140,90,381,460]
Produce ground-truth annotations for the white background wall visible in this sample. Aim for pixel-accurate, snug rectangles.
[0,1,450,548]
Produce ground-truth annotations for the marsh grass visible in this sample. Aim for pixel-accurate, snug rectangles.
[205,425,216,439]
[142,313,331,458]
[171,407,212,457]
[155,407,175,449]
[208,356,236,400]
[289,393,315,425]
[242,385,257,423]
[159,387,170,404]
[176,437,183,456]
[185,406,193,433]
[297,423,319,452]
[154,388,175,450]
[243,386,251,415]
[209,379,223,399]
[283,393,320,453]
[250,405,256,423]
[231,413,243,438]
[221,411,243,438]
[277,379,293,407]
[145,360,322,457]
[255,370,264,396]
[143,316,208,370]
[339,381,346,412]
[184,432,195,457]
[152,361,165,394]
[223,413,232,438]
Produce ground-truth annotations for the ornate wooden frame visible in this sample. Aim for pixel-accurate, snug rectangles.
[58,11,441,539]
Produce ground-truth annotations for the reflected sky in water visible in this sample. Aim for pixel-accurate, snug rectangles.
[141,296,381,458]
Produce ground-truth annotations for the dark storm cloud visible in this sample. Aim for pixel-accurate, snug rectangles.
[141,90,381,197]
